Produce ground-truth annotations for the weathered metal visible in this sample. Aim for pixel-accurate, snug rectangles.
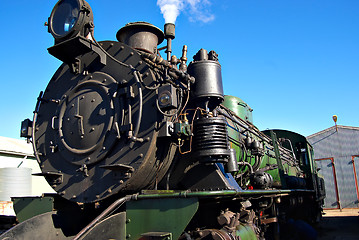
[6,0,325,239]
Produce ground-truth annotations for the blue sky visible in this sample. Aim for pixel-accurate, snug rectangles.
[0,0,358,140]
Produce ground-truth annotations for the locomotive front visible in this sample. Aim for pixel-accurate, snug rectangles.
[8,0,325,239]
[23,19,188,204]
[20,0,232,204]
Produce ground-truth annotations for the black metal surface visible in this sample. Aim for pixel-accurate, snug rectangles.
[116,22,164,53]
[192,116,230,163]
[34,41,173,203]
[0,212,71,240]
[179,164,234,191]
[250,171,274,189]
[188,49,224,106]
[81,212,126,240]
[48,36,107,70]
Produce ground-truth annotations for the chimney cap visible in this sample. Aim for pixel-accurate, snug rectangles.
[116,22,164,45]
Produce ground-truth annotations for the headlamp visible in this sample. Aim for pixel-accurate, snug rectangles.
[49,0,93,43]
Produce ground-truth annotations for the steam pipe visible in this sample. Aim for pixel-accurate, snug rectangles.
[164,23,175,61]
[166,38,172,61]
[73,195,133,240]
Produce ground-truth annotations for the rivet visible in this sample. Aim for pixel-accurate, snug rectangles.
[139,153,144,158]
[108,189,112,193]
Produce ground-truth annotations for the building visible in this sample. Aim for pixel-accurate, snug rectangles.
[307,125,359,209]
[0,136,55,201]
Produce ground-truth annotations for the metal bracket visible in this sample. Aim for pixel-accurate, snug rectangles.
[33,172,63,185]
[140,232,172,240]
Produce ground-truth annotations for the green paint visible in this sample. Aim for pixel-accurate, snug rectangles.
[12,196,53,223]
[126,197,198,240]
[270,130,287,188]
[236,224,258,240]
[223,95,253,123]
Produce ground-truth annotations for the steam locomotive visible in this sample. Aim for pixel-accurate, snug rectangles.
[3,0,325,239]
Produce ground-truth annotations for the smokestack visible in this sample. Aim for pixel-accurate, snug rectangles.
[116,22,164,53]
[164,23,175,61]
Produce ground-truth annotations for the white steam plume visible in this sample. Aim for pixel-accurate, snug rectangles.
[157,0,214,24]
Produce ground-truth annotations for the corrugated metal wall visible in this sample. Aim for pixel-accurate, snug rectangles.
[307,126,359,209]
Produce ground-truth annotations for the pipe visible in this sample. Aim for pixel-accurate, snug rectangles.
[73,195,133,240]
[129,71,144,148]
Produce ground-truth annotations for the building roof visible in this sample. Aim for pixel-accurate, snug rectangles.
[307,125,359,139]
[307,125,359,159]
[0,136,34,157]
